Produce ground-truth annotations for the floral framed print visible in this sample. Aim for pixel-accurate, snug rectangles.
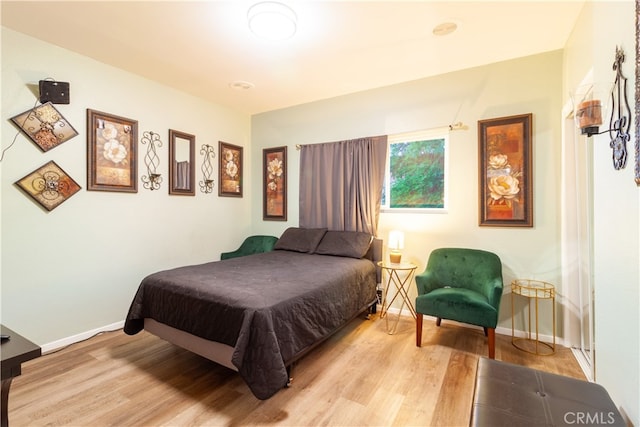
[11,102,78,152]
[15,160,81,211]
[218,141,243,197]
[263,146,287,221]
[478,113,533,227]
[87,109,138,193]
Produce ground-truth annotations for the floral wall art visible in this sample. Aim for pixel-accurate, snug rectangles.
[87,109,138,192]
[218,141,243,197]
[478,113,533,227]
[263,146,287,220]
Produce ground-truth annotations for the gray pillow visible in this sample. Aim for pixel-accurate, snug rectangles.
[274,227,328,253]
[314,230,374,259]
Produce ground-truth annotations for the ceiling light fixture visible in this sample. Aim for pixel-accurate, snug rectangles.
[433,22,458,36]
[229,80,255,90]
[248,1,297,41]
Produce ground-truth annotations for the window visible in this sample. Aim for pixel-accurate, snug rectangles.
[382,128,449,212]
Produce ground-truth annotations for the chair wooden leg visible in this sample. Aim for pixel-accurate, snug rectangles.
[487,328,496,359]
[436,317,442,327]
[416,314,423,347]
[483,327,488,337]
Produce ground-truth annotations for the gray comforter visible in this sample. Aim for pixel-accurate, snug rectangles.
[124,250,377,399]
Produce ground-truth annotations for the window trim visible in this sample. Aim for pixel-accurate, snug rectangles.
[381,127,450,214]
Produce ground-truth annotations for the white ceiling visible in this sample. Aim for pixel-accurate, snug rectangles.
[1,1,585,115]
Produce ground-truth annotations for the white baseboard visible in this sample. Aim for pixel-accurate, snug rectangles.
[383,307,563,346]
[41,312,562,355]
[41,321,124,354]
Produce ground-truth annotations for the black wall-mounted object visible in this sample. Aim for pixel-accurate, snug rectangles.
[39,80,70,104]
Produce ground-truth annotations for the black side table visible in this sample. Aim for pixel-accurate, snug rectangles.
[1,325,41,427]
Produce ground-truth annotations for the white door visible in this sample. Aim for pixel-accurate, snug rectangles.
[562,110,595,381]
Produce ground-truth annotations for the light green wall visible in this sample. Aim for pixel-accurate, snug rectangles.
[251,50,564,337]
[252,3,640,418]
[564,1,639,424]
[1,28,252,346]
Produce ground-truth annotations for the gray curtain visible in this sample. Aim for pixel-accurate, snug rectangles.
[299,135,388,236]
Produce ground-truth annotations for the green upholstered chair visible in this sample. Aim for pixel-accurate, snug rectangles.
[415,247,504,359]
[220,235,279,260]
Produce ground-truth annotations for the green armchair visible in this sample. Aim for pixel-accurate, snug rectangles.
[220,235,279,260]
[415,247,504,359]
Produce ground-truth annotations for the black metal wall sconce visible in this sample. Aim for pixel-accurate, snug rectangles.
[141,130,163,190]
[199,144,216,193]
[574,47,631,170]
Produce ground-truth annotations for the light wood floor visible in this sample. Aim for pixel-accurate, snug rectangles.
[9,314,585,426]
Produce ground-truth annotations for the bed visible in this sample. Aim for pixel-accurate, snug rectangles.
[124,227,381,400]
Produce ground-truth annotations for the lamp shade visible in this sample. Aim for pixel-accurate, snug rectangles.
[388,230,404,250]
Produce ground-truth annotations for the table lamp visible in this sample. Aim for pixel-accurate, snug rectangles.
[388,230,404,264]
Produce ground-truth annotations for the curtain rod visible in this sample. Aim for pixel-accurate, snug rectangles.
[294,122,466,151]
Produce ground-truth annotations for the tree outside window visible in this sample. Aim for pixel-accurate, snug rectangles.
[382,130,448,211]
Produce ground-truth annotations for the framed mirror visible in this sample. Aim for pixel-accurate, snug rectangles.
[169,129,195,196]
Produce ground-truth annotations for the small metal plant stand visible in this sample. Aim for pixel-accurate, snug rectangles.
[511,279,556,355]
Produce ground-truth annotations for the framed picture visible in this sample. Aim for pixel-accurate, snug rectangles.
[218,141,243,197]
[10,102,78,152]
[87,109,138,193]
[263,146,287,221]
[15,160,81,211]
[478,113,533,227]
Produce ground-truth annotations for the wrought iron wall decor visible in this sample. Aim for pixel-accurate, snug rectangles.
[608,47,632,170]
[199,144,216,194]
[11,102,78,152]
[141,130,162,191]
[15,160,81,211]
[574,47,632,172]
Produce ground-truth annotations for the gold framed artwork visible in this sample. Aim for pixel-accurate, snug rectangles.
[10,102,78,152]
[263,146,287,221]
[15,160,81,211]
[87,109,138,193]
[218,141,243,197]
[478,113,533,227]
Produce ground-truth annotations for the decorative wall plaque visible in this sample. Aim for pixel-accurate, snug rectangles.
[15,161,81,211]
[10,102,78,152]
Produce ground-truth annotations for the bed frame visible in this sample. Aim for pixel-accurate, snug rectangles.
[144,318,238,371]
[144,302,375,383]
